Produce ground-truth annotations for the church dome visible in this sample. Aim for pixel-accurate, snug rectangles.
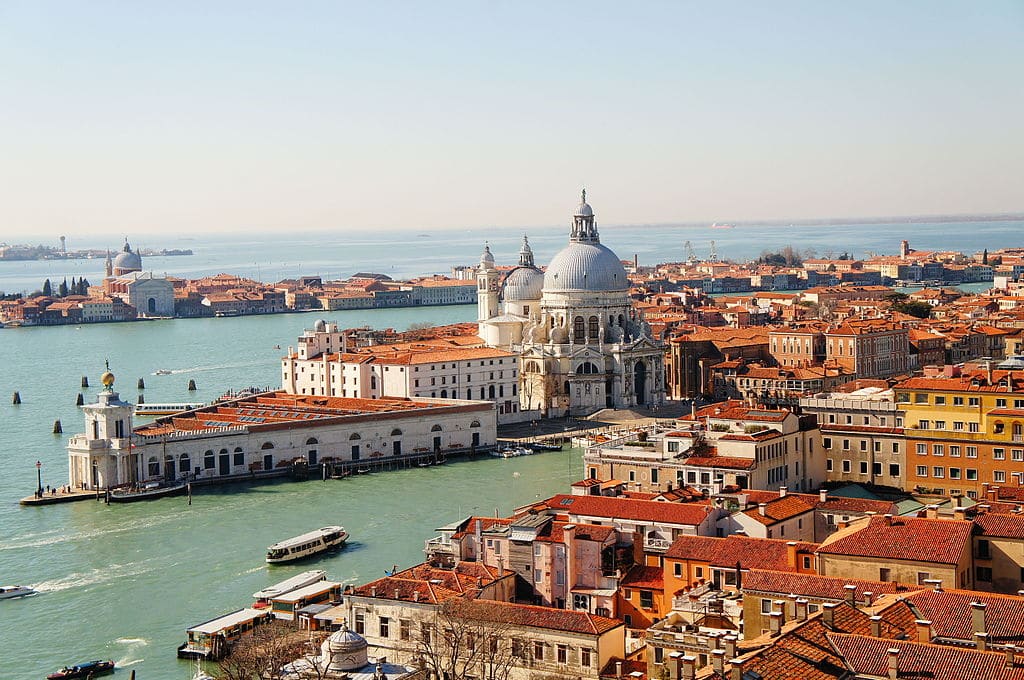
[544,241,627,292]
[502,266,544,301]
[575,200,593,217]
[113,240,142,273]
[321,623,368,672]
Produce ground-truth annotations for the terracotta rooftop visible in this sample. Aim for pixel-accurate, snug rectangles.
[817,515,974,565]
[538,494,714,527]
[458,600,622,636]
[742,569,914,602]
[828,633,1024,680]
[905,588,1024,646]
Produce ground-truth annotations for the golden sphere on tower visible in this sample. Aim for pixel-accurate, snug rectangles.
[100,371,115,388]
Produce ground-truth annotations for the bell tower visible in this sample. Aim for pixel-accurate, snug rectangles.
[477,243,500,324]
[68,365,135,490]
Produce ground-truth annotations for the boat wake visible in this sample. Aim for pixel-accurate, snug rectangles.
[114,637,149,646]
[0,515,178,551]
[158,360,271,375]
[238,565,265,576]
[33,561,157,594]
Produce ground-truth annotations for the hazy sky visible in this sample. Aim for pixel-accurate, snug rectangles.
[1,1,1022,239]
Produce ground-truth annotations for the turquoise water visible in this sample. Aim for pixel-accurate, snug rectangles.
[0,305,582,679]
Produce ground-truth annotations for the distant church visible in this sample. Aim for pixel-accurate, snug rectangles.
[105,239,143,277]
[477,191,665,417]
[103,238,175,317]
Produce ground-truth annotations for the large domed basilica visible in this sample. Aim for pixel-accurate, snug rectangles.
[478,191,665,417]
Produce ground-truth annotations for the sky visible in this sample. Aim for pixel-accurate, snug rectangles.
[1,1,1022,240]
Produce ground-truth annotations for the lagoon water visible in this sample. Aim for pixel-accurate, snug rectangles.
[0,304,591,679]
[0,217,1020,677]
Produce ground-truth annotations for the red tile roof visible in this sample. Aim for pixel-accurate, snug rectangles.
[817,515,974,565]
[663,534,817,572]
[620,565,664,590]
[742,495,815,525]
[458,600,622,635]
[742,569,913,602]
[539,494,715,527]
[975,512,1024,539]
[828,633,1024,680]
[904,588,1024,646]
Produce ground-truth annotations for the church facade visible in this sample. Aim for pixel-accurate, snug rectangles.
[477,191,665,418]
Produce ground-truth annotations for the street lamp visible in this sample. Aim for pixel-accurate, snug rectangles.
[36,460,42,496]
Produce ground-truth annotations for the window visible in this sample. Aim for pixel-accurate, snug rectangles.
[843,439,851,451]
[977,539,991,559]
[803,556,812,569]
[873,462,882,475]
[997,398,1007,408]
[842,460,851,473]
[994,471,1006,483]
[916,444,927,455]
[355,611,365,634]
[234,447,244,466]
[933,467,944,478]
[823,437,832,450]
[889,463,900,477]
[879,568,891,582]
[400,619,411,641]
[651,468,659,484]
[935,396,946,405]
[954,422,965,431]
[916,572,930,585]
[953,396,964,406]
[967,446,978,458]
[379,616,390,638]
[970,423,980,433]
[826,458,834,472]
[915,393,928,404]
[994,448,1006,460]
[933,444,944,456]
[949,468,961,480]
[581,648,592,668]
[950,445,960,457]
[969,397,980,406]
[917,466,928,477]
[640,590,654,609]
[918,420,929,430]
[761,598,773,614]
[695,566,704,578]
[860,461,869,475]
[674,563,682,577]
[558,645,568,664]
[1014,449,1024,462]
[534,641,544,661]
[976,566,993,582]
[420,623,432,645]
[860,440,868,452]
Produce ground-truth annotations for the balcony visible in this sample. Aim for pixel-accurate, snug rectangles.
[644,537,673,551]
[423,536,455,556]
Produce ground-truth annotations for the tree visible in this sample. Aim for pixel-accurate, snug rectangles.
[417,599,519,680]
[883,292,909,304]
[892,300,932,319]
[58,277,68,297]
[216,622,315,680]
[79,277,91,294]
[982,249,989,265]
[41,278,52,297]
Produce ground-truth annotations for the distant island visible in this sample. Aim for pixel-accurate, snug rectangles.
[0,244,193,261]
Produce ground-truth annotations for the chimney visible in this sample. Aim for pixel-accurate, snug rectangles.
[883,513,894,525]
[758,503,767,516]
[394,588,400,599]
[923,579,943,592]
[819,489,828,503]
[972,602,988,635]
[779,486,788,497]
[707,632,721,650]
[1005,646,1016,669]
[976,632,989,652]
[711,649,725,674]
[769,611,783,636]
[954,507,967,520]
[925,504,939,519]
[870,615,883,637]
[730,659,743,680]
[680,655,696,680]
[371,586,377,598]
[786,541,799,569]
[863,591,874,606]
[844,584,857,605]
[413,590,420,602]
[795,598,809,621]
[887,649,900,680]
[915,620,932,644]
[773,600,787,625]
[823,602,837,628]
[724,635,737,660]
[616,661,623,680]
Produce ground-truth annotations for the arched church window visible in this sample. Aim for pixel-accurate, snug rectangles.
[573,316,585,341]
[588,316,599,339]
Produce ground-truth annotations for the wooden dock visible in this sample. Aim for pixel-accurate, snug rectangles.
[20,488,102,506]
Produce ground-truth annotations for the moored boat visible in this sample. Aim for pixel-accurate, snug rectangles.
[266,526,348,564]
[108,480,187,503]
[252,569,327,602]
[0,584,36,599]
[134,401,205,416]
[47,660,115,679]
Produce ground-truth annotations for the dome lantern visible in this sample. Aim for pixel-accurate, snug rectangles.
[570,188,598,243]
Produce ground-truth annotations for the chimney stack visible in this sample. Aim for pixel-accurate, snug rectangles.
[923,579,943,592]
[769,611,783,636]
[819,489,828,503]
[786,541,799,569]
[616,661,623,680]
[925,504,939,519]
[730,659,744,680]
[711,649,725,674]
[864,591,874,606]
[724,635,737,660]
[887,649,900,680]
[680,656,696,680]
[823,602,837,628]
[976,632,989,653]
[972,602,988,636]
[773,601,787,625]
[779,486,788,497]
[795,598,809,621]
[883,513,893,525]
[916,620,932,644]
[844,584,858,605]
[870,615,883,637]
[758,503,767,516]
[954,507,967,520]
[1005,646,1017,669]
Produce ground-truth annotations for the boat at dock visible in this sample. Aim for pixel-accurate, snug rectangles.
[252,569,327,603]
[108,480,187,503]
[0,585,36,599]
[47,660,115,679]
[526,442,563,452]
[134,401,205,416]
[266,526,348,564]
[491,446,531,458]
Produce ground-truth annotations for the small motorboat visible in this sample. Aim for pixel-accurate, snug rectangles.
[0,585,36,599]
[153,368,173,375]
[47,660,115,679]
[266,526,348,564]
[108,480,187,503]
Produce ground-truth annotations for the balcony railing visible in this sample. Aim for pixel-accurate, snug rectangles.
[644,537,673,551]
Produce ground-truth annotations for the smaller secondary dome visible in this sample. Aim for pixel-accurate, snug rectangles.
[502,266,544,302]
[480,243,495,268]
[575,188,593,217]
[112,240,142,272]
[322,623,368,672]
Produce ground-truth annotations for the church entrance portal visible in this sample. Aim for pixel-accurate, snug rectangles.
[634,361,647,406]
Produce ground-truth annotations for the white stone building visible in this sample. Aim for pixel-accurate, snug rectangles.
[67,376,497,490]
[281,321,528,423]
[477,191,666,417]
[106,272,175,317]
